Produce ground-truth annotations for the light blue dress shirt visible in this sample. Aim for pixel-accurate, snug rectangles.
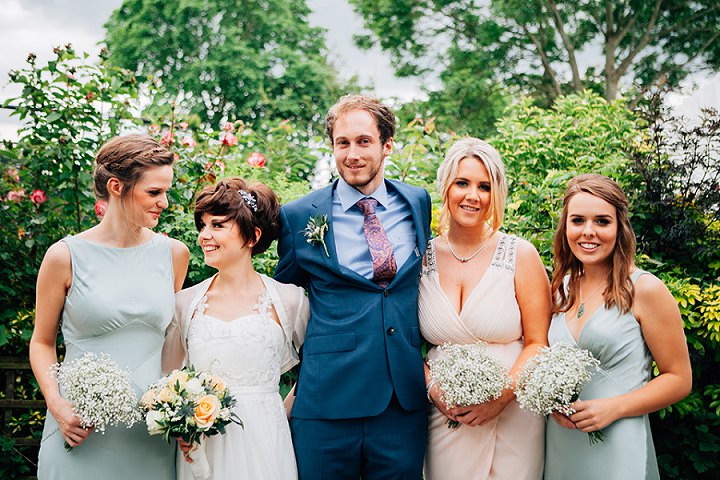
[332,177,418,281]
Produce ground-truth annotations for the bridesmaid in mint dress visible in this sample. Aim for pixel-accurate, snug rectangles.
[29,135,189,480]
[544,174,691,480]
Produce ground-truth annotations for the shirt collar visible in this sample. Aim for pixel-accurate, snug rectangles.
[336,177,389,212]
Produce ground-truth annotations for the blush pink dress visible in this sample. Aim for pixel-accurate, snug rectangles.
[419,234,545,479]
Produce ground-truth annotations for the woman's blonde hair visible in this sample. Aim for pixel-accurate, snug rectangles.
[436,137,507,235]
[551,174,636,314]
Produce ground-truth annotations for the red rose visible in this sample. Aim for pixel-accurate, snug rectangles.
[94,199,107,218]
[222,133,238,147]
[30,189,47,205]
[247,152,266,168]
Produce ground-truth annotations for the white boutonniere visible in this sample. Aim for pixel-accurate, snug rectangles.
[303,214,330,256]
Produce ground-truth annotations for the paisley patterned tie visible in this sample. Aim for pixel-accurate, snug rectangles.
[356,198,397,288]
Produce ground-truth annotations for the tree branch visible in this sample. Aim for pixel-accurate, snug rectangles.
[616,0,663,78]
[521,22,562,97]
[544,0,582,90]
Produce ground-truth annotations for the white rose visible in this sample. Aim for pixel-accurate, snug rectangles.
[185,377,204,396]
[146,410,165,435]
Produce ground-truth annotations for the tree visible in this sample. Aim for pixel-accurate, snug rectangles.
[104,0,344,126]
[351,0,720,107]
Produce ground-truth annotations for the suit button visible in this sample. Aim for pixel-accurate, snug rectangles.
[384,290,390,297]
[387,327,396,335]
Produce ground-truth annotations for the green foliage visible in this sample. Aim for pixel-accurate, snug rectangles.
[630,94,720,281]
[104,0,345,127]
[490,91,639,262]
[350,0,720,110]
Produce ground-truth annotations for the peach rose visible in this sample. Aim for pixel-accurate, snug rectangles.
[193,395,221,429]
[167,370,189,390]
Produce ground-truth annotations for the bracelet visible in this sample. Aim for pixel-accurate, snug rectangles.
[426,379,437,403]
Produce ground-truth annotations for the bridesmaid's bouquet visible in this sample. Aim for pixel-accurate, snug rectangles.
[141,366,242,479]
[51,352,142,451]
[515,342,605,444]
[428,342,511,429]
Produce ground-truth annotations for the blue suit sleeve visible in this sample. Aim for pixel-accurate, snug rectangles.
[274,206,309,288]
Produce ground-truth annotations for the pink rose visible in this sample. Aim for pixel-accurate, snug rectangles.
[222,122,234,132]
[6,168,20,182]
[30,189,47,205]
[247,152,266,168]
[181,136,196,148]
[222,133,238,147]
[179,121,189,130]
[149,124,160,134]
[6,189,25,202]
[85,92,95,101]
[160,130,174,146]
[94,199,107,218]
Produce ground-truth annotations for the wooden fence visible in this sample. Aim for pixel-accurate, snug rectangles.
[0,356,44,480]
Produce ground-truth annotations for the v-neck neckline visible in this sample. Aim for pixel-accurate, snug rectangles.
[429,235,501,318]
[562,304,604,344]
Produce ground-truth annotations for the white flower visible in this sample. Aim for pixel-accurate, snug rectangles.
[51,352,141,436]
[146,410,165,435]
[428,342,511,427]
[185,377,204,396]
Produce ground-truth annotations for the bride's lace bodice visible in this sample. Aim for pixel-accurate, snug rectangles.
[187,292,285,390]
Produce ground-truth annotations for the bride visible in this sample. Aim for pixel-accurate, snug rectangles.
[163,177,308,479]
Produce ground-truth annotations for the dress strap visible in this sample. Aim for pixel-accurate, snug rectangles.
[420,238,437,277]
[490,233,517,272]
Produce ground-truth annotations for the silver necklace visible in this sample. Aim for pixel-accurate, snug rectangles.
[577,281,606,318]
[444,233,491,263]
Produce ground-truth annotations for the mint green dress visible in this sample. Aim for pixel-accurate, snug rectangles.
[37,235,176,480]
[545,270,660,480]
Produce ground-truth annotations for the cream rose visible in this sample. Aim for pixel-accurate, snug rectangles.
[146,410,165,435]
[193,395,221,429]
[140,388,158,408]
[167,370,189,390]
[185,377,204,396]
[157,387,177,403]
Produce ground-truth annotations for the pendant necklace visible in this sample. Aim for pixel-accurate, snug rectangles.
[577,281,606,319]
[445,232,491,263]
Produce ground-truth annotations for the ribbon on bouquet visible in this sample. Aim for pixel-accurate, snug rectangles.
[187,437,211,480]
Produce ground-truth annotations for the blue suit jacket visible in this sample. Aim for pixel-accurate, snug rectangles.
[275,179,432,419]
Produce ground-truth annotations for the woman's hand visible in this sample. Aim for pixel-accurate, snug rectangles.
[427,383,456,421]
[177,438,195,463]
[568,398,619,433]
[447,395,512,427]
[49,398,92,447]
[550,412,577,429]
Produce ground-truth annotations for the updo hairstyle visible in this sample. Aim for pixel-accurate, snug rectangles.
[93,134,174,201]
[193,177,280,255]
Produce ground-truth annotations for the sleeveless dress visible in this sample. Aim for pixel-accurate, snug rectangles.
[176,288,298,480]
[419,234,545,480]
[37,234,176,480]
[545,270,660,480]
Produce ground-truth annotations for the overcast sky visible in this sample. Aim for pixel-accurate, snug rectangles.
[0,0,717,141]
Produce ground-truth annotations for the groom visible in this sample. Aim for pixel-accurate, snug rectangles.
[275,94,431,479]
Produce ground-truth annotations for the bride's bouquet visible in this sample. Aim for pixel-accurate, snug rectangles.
[141,366,241,479]
[515,342,605,444]
[428,342,511,429]
[51,352,142,451]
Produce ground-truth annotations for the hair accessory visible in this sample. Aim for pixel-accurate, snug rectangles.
[239,189,258,212]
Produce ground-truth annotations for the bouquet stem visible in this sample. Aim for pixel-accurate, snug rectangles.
[588,430,606,444]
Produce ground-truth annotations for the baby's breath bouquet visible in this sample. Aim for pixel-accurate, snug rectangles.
[515,342,605,444]
[142,366,241,479]
[428,342,511,429]
[51,352,142,451]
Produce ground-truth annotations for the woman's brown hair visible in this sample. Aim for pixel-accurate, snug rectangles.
[93,134,174,201]
[193,177,280,256]
[551,174,637,314]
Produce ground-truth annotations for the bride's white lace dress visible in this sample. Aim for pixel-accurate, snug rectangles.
[172,275,308,480]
